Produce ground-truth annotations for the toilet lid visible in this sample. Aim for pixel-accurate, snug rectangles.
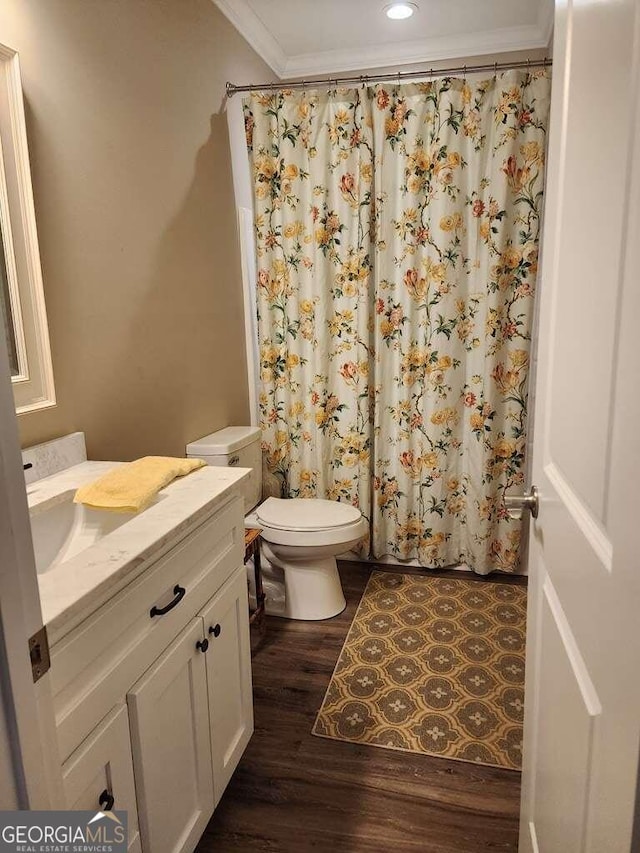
[256,497,362,532]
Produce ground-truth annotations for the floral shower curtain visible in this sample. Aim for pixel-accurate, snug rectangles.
[244,70,551,574]
[244,88,375,534]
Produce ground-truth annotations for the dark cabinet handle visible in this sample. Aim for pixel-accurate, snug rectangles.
[150,585,186,618]
[196,638,209,653]
[99,789,114,811]
[208,624,221,638]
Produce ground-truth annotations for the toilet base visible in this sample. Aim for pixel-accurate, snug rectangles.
[260,543,346,620]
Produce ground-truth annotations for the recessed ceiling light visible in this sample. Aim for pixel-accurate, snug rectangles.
[385,2,417,20]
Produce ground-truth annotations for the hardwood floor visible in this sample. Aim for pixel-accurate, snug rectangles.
[195,562,523,853]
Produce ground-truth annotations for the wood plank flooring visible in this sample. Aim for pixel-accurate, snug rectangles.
[195,562,524,853]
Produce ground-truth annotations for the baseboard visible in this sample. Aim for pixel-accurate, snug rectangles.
[337,555,528,586]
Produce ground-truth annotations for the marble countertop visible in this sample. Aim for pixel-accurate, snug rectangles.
[30,461,249,643]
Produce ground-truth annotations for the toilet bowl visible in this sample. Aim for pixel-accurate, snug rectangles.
[247,497,368,620]
[186,427,367,621]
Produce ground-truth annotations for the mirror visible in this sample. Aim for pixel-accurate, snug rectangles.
[0,41,55,414]
[0,223,19,376]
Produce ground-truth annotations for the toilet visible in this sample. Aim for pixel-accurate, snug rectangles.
[186,426,367,620]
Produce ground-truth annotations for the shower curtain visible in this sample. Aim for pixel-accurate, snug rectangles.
[243,70,551,574]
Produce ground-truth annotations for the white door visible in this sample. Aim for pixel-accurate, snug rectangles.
[127,620,214,853]
[62,704,141,852]
[0,262,62,808]
[519,1,640,851]
[199,566,253,806]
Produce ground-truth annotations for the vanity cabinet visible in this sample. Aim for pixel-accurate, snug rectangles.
[50,493,253,853]
[127,567,253,853]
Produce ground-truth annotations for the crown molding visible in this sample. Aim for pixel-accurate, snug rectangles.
[213,0,551,81]
[280,24,550,79]
[538,0,555,49]
[212,0,288,77]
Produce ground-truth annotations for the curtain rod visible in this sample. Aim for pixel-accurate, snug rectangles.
[226,57,552,97]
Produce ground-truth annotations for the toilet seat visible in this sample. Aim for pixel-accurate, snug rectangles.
[249,497,368,549]
[255,497,361,532]
[258,516,367,548]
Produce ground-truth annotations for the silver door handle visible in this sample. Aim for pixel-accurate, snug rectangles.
[504,486,539,519]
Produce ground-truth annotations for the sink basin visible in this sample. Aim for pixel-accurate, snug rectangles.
[30,491,133,574]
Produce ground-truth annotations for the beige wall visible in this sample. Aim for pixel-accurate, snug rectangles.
[0,0,273,460]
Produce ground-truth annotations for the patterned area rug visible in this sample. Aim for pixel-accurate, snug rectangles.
[312,571,527,770]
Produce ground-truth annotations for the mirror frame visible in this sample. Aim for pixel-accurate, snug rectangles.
[0,41,55,414]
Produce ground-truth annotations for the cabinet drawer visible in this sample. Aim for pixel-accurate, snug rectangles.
[51,495,244,760]
[62,704,140,851]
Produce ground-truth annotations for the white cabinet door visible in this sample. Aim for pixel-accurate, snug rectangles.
[62,704,140,853]
[199,566,253,805]
[127,619,213,853]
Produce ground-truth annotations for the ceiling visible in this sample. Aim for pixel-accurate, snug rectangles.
[213,0,554,79]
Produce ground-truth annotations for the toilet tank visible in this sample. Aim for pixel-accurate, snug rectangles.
[186,426,262,513]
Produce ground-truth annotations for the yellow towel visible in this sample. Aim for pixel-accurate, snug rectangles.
[74,456,207,513]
